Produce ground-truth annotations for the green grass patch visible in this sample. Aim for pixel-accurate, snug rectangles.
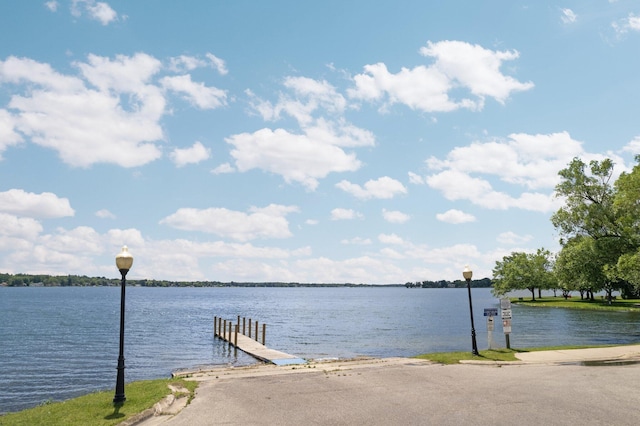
[416,348,519,364]
[511,296,640,311]
[0,378,197,426]
[417,343,633,364]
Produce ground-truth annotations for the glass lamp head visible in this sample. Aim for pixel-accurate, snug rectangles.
[116,246,134,271]
[462,265,473,280]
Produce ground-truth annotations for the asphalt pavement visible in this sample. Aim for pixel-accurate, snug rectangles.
[133,345,640,426]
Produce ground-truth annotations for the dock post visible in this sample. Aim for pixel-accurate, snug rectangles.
[234,324,238,354]
[243,317,246,335]
[223,319,227,341]
[255,321,259,342]
[213,316,217,337]
[248,319,252,338]
[262,323,266,345]
[228,322,232,347]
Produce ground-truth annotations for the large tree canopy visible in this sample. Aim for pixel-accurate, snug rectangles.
[551,156,640,298]
[492,248,556,300]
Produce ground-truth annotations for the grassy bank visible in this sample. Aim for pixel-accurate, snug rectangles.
[416,344,625,364]
[512,296,640,311]
[0,378,197,426]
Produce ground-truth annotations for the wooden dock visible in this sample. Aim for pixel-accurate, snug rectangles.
[214,316,307,366]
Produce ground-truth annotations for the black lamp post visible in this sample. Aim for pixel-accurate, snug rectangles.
[463,265,479,356]
[113,245,133,405]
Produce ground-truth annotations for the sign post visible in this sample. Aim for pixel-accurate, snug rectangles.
[484,308,498,350]
[500,298,512,349]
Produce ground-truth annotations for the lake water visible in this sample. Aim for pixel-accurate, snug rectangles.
[1,286,640,413]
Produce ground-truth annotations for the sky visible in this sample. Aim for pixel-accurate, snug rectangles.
[1,1,639,284]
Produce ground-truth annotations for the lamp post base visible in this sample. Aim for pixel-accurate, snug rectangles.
[113,358,126,404]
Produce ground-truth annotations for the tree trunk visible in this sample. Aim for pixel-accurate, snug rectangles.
[529,287,536,301]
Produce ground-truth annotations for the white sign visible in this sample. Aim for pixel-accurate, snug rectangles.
[501,309,512,319]
[502,319,512,334]
[487,316,495,331]
[500,298,511,309]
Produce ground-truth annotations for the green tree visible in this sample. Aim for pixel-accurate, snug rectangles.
[552,156,640,297]
[492,249,556,300]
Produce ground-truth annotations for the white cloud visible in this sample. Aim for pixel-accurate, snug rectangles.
[206,53,228,75]
[234,77,373,190]
[45,1,59,12]
[424,132,602,213]
[622,136,640,154]
[2,54,165,168]
[561,8,577,24]
[0,109,23,157]
[496,231,533,245]
[436,209,476,224]
[348,40,533,112]
[159,204,299,242]
[407,243,480,265]
[408,171,425,185]
[168,54,228,75]
[170,141,211,167]
[72,0,118,25]
[211,163,235,174]
[379,247,405,259]
[161,74,227,109]
[613,13,640,35]
[0,189,74,218]
[330,208,363,220]
[0,213,43,239]
[382,209,410,223]
[95,209,116,219]
[378,233,404,245]
[226,128,362,190]
[336,176,407,200]
[341,237,372,245]
[249,77,348,125]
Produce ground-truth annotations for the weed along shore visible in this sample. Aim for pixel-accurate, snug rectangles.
[213,315,307,366]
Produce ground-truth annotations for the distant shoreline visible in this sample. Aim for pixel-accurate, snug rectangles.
[0,272,492,289]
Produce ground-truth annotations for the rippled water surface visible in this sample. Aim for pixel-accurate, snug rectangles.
[1,286,639,413]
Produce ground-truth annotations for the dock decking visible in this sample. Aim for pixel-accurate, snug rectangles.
[214,316,307,366]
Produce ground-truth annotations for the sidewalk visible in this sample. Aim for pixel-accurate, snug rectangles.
[514,344,640,363]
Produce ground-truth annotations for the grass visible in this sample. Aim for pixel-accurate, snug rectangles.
[0,378,197,426]
[511,296,640,311]
[416,343,628,364]
[416,348,520,364]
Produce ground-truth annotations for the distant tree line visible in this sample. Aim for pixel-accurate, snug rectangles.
[0,273,404,288]
[404,278,492,288]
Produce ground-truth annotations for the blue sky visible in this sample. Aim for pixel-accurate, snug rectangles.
[1,1,639,283]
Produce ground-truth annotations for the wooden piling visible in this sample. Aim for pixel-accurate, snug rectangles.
[255,321,259,342]
[248,318,252,338]
[234,324,239,354]
[262,323,266,345]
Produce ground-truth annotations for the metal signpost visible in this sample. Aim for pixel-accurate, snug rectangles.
[500,298,512,349]
[483,308,498,349]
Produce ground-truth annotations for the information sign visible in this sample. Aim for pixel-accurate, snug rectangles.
[484,308,498,317]
[500,298,511,309]
[501,309,512,319]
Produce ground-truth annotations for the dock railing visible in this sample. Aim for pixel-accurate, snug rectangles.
[214,315,266,347]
